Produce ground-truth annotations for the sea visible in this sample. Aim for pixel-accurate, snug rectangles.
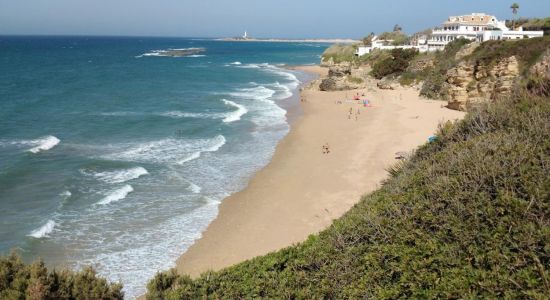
[0,36,327,298]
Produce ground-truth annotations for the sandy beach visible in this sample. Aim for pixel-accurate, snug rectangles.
[176,65,465,277]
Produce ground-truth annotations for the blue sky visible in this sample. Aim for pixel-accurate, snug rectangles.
[0,0,548,38]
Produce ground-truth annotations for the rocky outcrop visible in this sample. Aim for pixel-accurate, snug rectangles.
[320,56,335,67]
[446,56,519,111]
[454,42,479,61]
[530,49,550,80]
[406,56,434,73]
[319,64,363,91]
[376,81,395,90]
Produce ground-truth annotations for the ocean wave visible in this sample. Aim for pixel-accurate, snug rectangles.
[89,167,149,184]
[238,63,300,90]
[230,61,242,65]
[102,135,226,165]
[176,152,201,165]
[222,99,248,123]
[187,182,202,193]
[27,136,61,154]
[97,185,134,205]
[157,111,224,119]
[229,86,276,102]
[99,111,141,117]
[268,82,293,100]
[28,220,56,238]
[237,63,267,69]
[176,135,226,165]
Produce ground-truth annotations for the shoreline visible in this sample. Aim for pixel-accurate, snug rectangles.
[174,65,465,278]
[216,38,359,43]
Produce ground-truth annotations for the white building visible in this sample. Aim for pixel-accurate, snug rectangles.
[428,13,543,50]
[356,13,544,56]
[355,36,433,56]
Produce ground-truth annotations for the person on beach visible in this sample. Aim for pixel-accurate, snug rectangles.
[322,143,330,154]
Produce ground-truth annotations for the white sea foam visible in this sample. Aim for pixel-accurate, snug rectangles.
[92,167,149,184]
[176,152,201,165]
[222,99,248,123]
[237,63,300,91]
[157,111,224,119]
[269,82,293,100]
[187,182,202,193]
[176,135,227,165]
[103,135,226,165]
[230,61,242,65]
[229,86,276,102]
[97,185,134,205]
[28,220,56,238]
[27,136,60,154]
[99,111,141,117]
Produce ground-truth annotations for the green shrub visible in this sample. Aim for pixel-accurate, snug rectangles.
[146,92,550,299]
[419,38,472,99]
[371,48,418,79]
[0,252,123,300]
[348,76,363,84]
[398,72,419,86]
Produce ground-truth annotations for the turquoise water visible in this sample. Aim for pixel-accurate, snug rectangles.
[0,36,326,298]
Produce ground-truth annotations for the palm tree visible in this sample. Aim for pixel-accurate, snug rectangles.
[510,3,520,29]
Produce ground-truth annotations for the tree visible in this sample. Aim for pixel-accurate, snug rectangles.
[393,24,402,32]
[362,32,375,46]
[511,3,520,29]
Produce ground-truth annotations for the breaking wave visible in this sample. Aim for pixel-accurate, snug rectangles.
[97,185,134,205]
[101,135,226,165]
[28,220,56,238]
[88,167,149,184]
[26,136,60,154]
[222,99,248,123]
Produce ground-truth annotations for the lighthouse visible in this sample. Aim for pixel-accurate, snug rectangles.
[243,31,248,39]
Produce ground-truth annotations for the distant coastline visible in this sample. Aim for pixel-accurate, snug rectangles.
[218,37,359,43]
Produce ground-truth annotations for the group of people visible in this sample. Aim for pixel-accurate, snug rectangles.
[322,143,330,154]
[348,107,360,120]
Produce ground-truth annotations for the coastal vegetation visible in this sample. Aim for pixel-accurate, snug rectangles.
[320,44,359,64]
[370,48,418,79]
[0,252,123,299]
[145,88,549,298]
[143,37,548,298]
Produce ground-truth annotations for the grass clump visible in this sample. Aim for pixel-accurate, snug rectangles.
[378,31,410,46]
[321,44,358,64]
[348,76,363,84]
[0,252,123,299]
[146,92,550,299]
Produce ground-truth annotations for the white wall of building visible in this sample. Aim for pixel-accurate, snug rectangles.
[355,13,544,57]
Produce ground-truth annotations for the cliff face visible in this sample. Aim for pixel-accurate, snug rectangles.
[319,64,364,91]
[446,56,519,111]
